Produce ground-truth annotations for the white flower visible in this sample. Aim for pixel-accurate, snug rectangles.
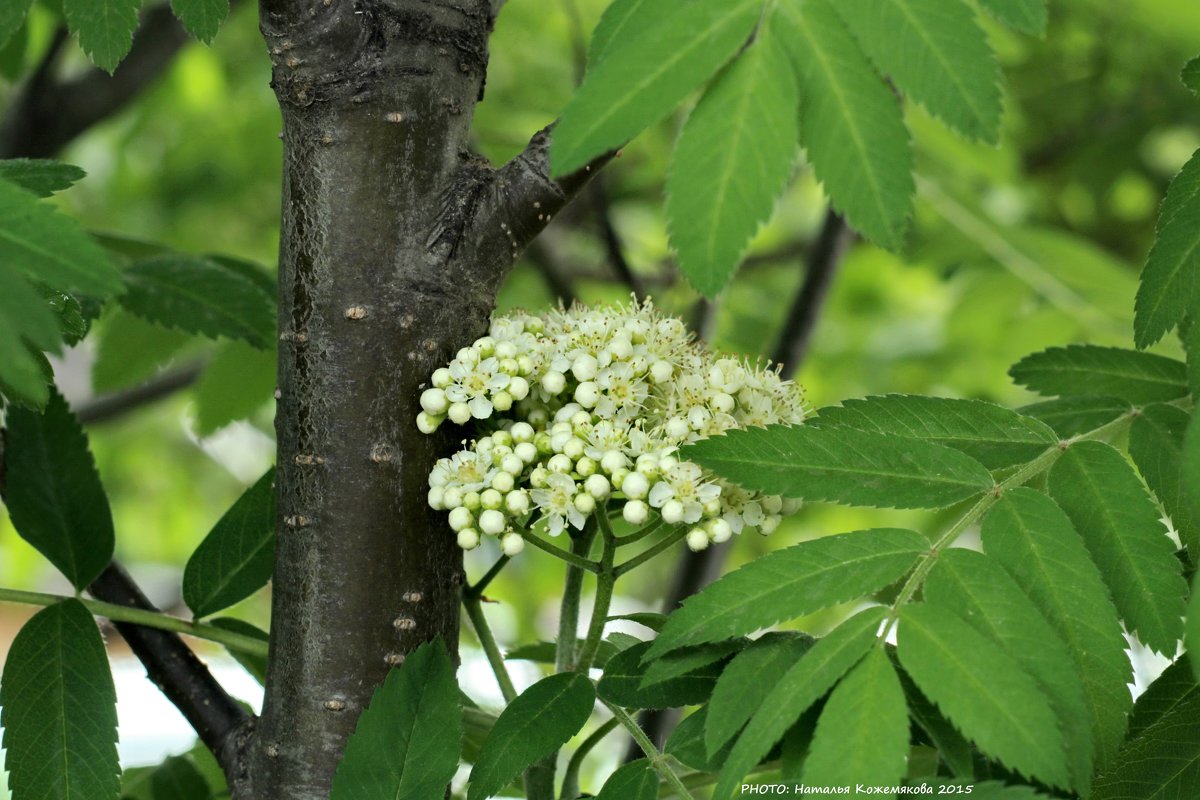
[647,461,720,524]
[418,298,807,557]
[531,473,587,536]
[445,357,511,419]
[431,451,495,492]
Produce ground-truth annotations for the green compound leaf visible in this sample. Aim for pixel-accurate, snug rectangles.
[1091,661,1200,800]
[666,29,798,297]
[150,756,209,800]
[977,0,1047,36]
[330,639,461,800]
[1187,316,1200,398]
[1192,573,1200,684]
[898,603,1070,790]
[1010,344,1188,404]
[0,159,85,196]
[505,639,618,669]
[1127,660,1198,742]
[1136,149,1200,348]
[586,0,648,67]
[834,0,1003,143]
[62,0,140,73]
[595,759,657,800]
[192,340,277,436]
[802,648,908,792]
[170,0,228,44]
[1019,395,1133,439]
[774,0,913,250]
[666,707,734,772]
[550,0,761,176]
[683,424,995,509]
[0,261,64,405]
[598,641,722,709]
[713,607,884,800]
[468,673,593,800]
[640,639,745,689]
[1184,56,1200,96]
[1130,404,1200,560]
[1049,441,1188,654]
[706,633,812,756]
[92,310,196,393]
[814,394,1058,470]
[925,549,1094,793]
[0,600,120,800]
[0,177,122,296]
[0,0,32,51]
[3,388,115,589]
[183,468,276,619]
[648,528,927,658]
[982,488,1133,771]
[120,255,276,349]
[916,781,1056,799]
[896,664,976,781]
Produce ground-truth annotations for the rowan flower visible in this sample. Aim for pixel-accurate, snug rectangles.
[531,472,587,536]
[416,298,807,553]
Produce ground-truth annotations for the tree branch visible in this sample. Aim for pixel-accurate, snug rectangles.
[472,125,615,281]
[772,210,855,378]
[88,563,253,784]
[589,177,646,300]
[76,363,205,425]
[0,3,213,158]
[525,238,579,307]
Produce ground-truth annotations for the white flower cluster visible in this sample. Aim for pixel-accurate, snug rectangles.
[418,300,806,555]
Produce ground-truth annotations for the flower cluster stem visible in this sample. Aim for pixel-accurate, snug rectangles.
[577,513,618,672]
[615,525,689,577]
[556,521,597,672]
[463,594,518,703]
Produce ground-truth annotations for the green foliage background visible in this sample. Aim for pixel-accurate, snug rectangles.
[2,0,1200,796]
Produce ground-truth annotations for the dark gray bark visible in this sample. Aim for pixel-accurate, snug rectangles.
[250,2,599,796]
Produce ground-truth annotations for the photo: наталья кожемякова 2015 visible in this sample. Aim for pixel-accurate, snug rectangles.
[0,0,1199,799]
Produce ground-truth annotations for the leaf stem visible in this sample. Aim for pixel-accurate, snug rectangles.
[883,408,1142,635]
[559,717,620,800]
[462,594,518,703]
[0,586,269,658]
[614,525,689,577]
[602,699,697,800]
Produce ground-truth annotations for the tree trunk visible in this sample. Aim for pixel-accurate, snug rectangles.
[245,3,598,794]
[249,2,493,796]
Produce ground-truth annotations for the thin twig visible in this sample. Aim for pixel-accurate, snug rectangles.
[590,179,646,301]
[76,363,205,425]
[771,209,854,377]
[526,239,579,307]
[0,4,204,158]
